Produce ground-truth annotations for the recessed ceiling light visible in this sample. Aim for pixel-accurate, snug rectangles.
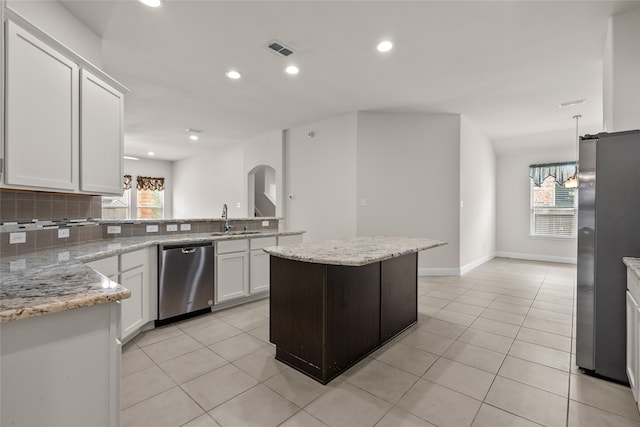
[139,0,163,7]
[148,151,155,156]
[226,70,242,80]
[558,98,586,108]
[186,128,202,141]
[377,40,393,52]
[123,156,140,161]
[285,65,299,75]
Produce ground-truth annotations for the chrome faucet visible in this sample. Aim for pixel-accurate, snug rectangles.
[222,204,233,232]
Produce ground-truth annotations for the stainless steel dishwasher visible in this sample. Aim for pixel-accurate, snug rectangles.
[158,242,214,323]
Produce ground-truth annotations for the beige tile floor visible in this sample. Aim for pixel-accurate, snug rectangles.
[121,258,640,427]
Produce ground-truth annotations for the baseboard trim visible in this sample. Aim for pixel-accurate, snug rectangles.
[418,267,460,276]
[495,251,576,264]
[460,254,496,275]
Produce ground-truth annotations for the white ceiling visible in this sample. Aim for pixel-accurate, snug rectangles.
[59,0,640,161]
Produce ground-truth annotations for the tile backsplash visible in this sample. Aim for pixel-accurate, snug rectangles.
[0,189,102,222]
[0,189,280,256]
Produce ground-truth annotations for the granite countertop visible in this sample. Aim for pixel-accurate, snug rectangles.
[623,257,640,280]
[263,236,447,266]
[0,230,304,323]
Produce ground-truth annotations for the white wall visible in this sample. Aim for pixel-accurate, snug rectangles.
[460,116,496,272]
[6,0,102,67]
[603,7,640,132]
[124,158,173,219]
[496,147,577,263]
[283,113,358,242]
[356,112,460,273]
[243,131,283,218]
[172,143,244,219]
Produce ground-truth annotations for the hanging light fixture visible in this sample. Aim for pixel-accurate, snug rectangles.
[564,114,581,189]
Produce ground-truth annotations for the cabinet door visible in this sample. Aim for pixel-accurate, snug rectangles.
[120,266,146,340]
[217,252,248,303]
[5,21,78,190]
[250,249,270,294]
[85,256,119,280]
[80,70,124,195]
[627,291,639,401]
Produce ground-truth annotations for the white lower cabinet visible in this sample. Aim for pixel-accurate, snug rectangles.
[250,236,277,294]
[0,302,121,427]
[216,250,249,303]
[86,247,157,341]
[626,269,640,411]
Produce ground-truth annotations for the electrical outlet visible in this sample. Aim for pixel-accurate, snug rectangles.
[58,251,70,262]
[107,226,121,234]
[262,220,269,227]
[58,228,70,239]
[180,224,191,231]
[166,224,178,232]
[9,232,26,244]
[146,225,159,233]
[360,199,367,206]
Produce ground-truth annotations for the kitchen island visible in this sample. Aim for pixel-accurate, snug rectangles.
[265,236,446,384]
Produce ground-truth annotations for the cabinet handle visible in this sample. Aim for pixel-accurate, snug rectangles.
[181,248,197,254]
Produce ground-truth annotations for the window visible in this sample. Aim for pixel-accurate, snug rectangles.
[529,162,577,238]
[101,175,165,220]
[136,189,164,219]
[101,189,131,220]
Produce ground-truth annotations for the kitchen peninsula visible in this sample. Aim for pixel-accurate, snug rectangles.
[265,236,446,384]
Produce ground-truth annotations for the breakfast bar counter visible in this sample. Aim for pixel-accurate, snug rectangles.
[264,236,446,384]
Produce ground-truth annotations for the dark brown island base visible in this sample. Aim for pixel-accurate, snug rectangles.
[264,236,447,384]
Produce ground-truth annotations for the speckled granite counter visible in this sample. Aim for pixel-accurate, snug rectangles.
[263,236,447,266]
[624,257,640,280]
[0,230,304,322]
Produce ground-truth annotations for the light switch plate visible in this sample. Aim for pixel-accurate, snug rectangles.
[107,226,121,234]
[58,228,70,238]
[166,224,178,232]
[262,221,269,227]
[9,232,26,244]
[146,225,159,233]
[180,224,191,231]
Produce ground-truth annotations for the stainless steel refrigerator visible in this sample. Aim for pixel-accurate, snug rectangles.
[576,129,640,383]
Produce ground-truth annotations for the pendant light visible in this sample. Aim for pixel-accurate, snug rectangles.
[564,114,581,189]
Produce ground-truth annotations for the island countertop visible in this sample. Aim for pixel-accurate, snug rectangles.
[263,236,447,266]
[0,230,304,323]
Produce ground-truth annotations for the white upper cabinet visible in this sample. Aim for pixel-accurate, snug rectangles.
[3,20,126,196]
[5,20,78,191]
[80,70,124,195]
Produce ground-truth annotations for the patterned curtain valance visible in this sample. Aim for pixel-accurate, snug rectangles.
[529,162,576,187]
[136,176,165,191]
[123,175,133,190]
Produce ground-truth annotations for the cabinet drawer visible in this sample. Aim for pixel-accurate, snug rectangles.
[86,256,118,278]
[628,270,640,301]
[250,236,277,250]
[277,234,303,246]
[121,249,147,272]
[217,239,248,254]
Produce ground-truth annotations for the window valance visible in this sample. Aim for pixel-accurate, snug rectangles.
[123,175,133,190]
[529,162,576,187]
[136,176,165,191]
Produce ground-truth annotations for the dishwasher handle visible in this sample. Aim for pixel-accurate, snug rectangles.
[181,247,197,254]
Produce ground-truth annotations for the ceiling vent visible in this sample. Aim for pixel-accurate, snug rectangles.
[267,40,295,57]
